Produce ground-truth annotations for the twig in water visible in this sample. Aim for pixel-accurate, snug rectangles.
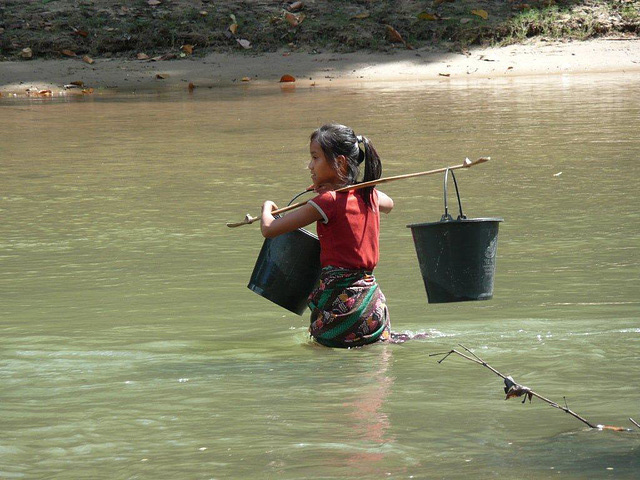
[430,344,635,431]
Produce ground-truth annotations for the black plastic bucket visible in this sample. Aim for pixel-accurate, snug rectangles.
[406,168,503,303]
[247,188,322,317]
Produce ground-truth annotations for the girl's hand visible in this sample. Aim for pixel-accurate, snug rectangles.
[262,200,278,215]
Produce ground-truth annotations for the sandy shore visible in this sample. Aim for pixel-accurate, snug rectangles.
[1,38,639,97]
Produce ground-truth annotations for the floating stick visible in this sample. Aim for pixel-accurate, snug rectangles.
[430,344,635,431]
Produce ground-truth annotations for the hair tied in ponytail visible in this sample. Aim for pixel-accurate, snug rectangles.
[355,135,365,165]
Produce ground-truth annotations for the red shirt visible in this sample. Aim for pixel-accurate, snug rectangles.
[308,189,380,270]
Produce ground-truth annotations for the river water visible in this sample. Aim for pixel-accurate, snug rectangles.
[1,73,639,479]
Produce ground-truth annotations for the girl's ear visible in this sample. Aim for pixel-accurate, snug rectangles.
[335,155,348,175]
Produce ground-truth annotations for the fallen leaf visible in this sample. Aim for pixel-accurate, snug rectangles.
[137,52,150,60]
[229,23,238,35]
[352,11,370,19]
[288,1,304,12]
[156,73,167,79]
[280,74,296,83]
[188,82,195,91]
[439,73,451,77]
[70,80,84,86]
[39,90,52,97]
[385,25,413,49]
[241,77,251,82]
[386,25,404,43]
[460,18,471,24]
[21,47,33,59]
[61,49,76,57]
[147,0,161,6]
[417,12,440,21]
[199,10,208,16]
[82,55,94,64]
[181,44,194,54]
[236,38,252,49]
[229,14,237,24]
[471,9,489,20]
[73,28,89,37]
[82,88,94,94]
[284,12,304,27]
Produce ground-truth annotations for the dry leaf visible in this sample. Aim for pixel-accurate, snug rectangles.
[199,10,208,16]
[188,82,195,91]
[73,28,89,37]
[236,38,252,49]
[61,49,76,57]
[229,23,238,35]
[181,44,194,55]
[70,80,84,86]
[82,55,94,64]
[280,74,296,83]
[289,1,304,12]
[471,9,489,20]
[385,25,413,49]
[439,73,451,77]
[386,25,405,43]
[21,48,33,59]
[156,73,167,79]
[241,77,251,82]
[137,52,150,60]
[417,12,440,21]
[352,11,370,19]
[39,90,52,97]
[148,0,161,6]
[82,88,94,94]
[284,12,303,27]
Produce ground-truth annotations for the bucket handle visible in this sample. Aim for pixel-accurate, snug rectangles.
[287,188,314,207]
[442,168,466,221]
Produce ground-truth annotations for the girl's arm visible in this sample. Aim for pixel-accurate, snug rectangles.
[261,201,323,238]
[377,190,394,214]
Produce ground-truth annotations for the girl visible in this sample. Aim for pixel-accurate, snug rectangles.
[261,124,394,348]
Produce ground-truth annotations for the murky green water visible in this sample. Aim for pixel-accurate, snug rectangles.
[1,74,639,479]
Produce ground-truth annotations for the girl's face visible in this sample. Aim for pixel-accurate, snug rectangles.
[308,140,342,189]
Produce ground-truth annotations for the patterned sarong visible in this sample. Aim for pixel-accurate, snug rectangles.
[308,267,391,348]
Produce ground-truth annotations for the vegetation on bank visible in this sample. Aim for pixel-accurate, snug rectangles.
[1,0,638,61]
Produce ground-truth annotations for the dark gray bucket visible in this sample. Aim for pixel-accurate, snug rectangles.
[248,227,321,315]
[406,168,503,303]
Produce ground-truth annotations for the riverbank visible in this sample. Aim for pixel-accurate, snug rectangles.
[1,37,639,97]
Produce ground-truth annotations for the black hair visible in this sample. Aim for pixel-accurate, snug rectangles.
[310,123,382,207]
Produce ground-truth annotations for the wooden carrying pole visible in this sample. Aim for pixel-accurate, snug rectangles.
[226,156,489,228]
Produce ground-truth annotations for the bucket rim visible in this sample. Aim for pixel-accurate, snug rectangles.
[296,226,319,240]
[406,217,504,228]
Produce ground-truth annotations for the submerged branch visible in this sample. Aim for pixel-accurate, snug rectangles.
[429,344,635,431]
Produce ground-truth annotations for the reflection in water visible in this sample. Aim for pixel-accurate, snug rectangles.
[341,347,395,475]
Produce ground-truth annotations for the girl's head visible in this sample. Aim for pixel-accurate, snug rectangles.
[309,124,382,203]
